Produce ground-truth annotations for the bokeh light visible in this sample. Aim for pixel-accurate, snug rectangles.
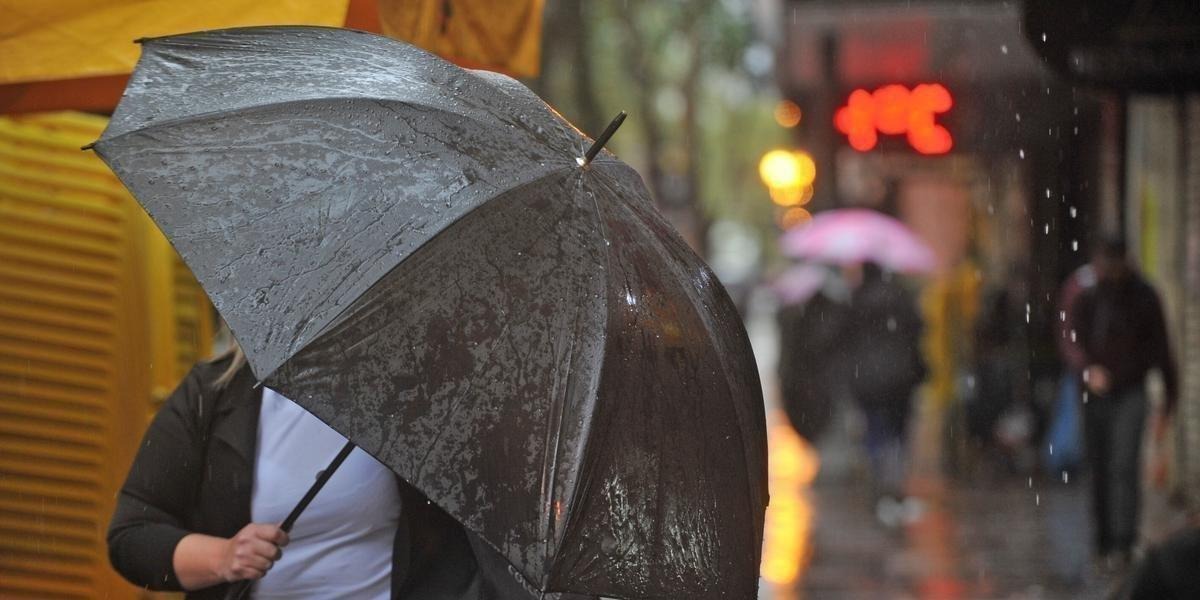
[774,99,803,128]
[769,183,814,207]
[759,149,817,191]
[778,206,813,229]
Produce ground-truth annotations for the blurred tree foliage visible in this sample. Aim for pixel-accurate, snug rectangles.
[534,0,788,258]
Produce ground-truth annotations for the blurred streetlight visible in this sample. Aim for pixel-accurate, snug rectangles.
[759,149,816,211]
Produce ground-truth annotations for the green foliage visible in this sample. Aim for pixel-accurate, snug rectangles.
[538,0,788,255]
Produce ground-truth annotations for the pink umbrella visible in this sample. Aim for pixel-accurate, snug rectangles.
[773,263,829,305]
[779,208,938,274]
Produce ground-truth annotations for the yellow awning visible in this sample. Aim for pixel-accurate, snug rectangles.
[0,1,350,84]
[0,0,543,113]
[377,0,542,77]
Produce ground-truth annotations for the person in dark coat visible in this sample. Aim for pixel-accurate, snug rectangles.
[108,348,592,600]
[843,262,927,502]
[1065,235,1177,565]
[776,282,852,442]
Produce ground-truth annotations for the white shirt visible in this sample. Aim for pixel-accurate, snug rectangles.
[251,388,400,599]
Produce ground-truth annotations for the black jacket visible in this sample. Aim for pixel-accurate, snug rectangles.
[108,356,579,600]
[1074,274,1178,410]
[844,275,927,402]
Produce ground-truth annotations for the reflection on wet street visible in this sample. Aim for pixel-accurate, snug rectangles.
[760,412,819,599]
[759,408,1116,600]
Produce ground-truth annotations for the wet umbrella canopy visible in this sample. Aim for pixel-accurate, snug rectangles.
[91,27,767,599]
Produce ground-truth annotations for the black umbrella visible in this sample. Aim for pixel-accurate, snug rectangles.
[90,27,766,599]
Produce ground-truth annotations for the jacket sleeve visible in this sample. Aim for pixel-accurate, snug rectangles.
[107,366,208,591]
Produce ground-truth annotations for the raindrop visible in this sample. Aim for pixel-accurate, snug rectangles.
[1041,33,1047,42]
[1036,494,1040,506]
[1028,477,1033,489]
[1070,206,1077,218]
[1072,240,1079,251]
[1015,113,1022,122]
[1001,44,1009,54]
[1060,311,1066,322]
[1048,443,1054,455]
[1044,224,1050,235]
[1063,471,1070,483]
[1045,188,1051,198]
[1019,149,1026,159]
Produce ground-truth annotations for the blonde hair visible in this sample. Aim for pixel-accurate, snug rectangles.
[209,321,247,390]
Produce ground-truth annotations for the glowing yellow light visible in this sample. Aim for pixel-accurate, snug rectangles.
[770,184,814,207]
[760,413,820,589]
[759,149,800,189]
[793,152,816,187]
[760,150,817,192]
[774,100,803,128]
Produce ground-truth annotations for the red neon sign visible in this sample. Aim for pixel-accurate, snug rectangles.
[834,83,953,155]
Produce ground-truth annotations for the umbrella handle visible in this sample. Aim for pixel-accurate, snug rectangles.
[224,440,357,600]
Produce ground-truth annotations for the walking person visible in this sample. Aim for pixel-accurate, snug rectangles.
[1065,236,1177,568]
[776,269,852,442]
[843,261,928,523]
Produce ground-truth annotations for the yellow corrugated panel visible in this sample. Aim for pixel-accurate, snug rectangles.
[0,112,212,599]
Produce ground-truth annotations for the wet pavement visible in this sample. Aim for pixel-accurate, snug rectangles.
[758,410,1122,600]
[745,289,1185,600]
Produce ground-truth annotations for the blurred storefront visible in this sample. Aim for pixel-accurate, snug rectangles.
[1026,0,1200,512]
[774,1,1111,471]
[1124,96,1200,512]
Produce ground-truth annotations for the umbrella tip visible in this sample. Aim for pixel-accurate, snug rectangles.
[580,111,627,168]
[80,142,96,151]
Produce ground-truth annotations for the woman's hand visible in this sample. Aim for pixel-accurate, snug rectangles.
[218,524,289,582]
[173,524,289,590]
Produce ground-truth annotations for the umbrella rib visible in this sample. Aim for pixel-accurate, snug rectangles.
[540,169,615,587]
[594,167,764,563]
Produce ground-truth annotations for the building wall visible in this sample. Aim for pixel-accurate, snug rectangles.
[1182,97,1200,509]
[0,112,212,598]
[1125,95,1200,510]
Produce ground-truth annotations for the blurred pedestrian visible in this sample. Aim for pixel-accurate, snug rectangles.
[969,271,1028,473]
[1067,235,1177,567]
[776,268,852,442]
[843,262,927,518]
[1045,261,1097,476]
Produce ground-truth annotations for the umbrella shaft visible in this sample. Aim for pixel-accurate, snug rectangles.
[226,440,357,600]
[282,439,357,532]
